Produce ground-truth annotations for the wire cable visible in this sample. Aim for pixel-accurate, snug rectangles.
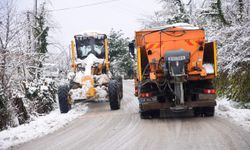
[49,0,121,12]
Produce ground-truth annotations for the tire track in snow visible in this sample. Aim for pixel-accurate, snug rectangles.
[15,80,250,150]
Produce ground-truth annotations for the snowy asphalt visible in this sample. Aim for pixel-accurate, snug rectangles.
[14,80,250,150]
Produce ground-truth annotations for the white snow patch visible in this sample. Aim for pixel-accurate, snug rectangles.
[142,23,200,31]
[76,54,104,77]
[164,23,200,30]
[75,31,106,39]
[95,74,110,85]
[0,104,88,150]
[28,86,37,95]
[216,97,250,131]
[40,85,48,91]
[69,80,92,100]
[73,71,85,84]
[203,63,214,74]
[95,86,108,101]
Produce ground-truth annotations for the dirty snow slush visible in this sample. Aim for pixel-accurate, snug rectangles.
[7,80,250,150]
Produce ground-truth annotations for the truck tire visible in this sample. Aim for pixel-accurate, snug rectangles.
[204,106,215,117]
[140,111,152,119]
[58,85,71,113]
[194,107,214,117]
[140,110,159,119]
[193,107,202,117]
[114,76,123,99]
[108,80,120,110]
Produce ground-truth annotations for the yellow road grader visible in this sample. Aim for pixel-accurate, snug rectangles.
[58,32,123,113]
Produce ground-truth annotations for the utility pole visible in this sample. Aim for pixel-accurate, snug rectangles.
[32,0,37,52]
[27,11,31,51]
[32,0,38,79]
[34,0,37,19]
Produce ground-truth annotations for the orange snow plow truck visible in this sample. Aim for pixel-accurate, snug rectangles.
[129,23,217,118]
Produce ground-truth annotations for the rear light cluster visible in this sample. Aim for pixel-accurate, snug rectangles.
[203,89,216,94]
[135,87,138,96]
[140,92,153,98]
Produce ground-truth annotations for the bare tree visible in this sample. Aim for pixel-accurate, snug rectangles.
[0,0,31,129]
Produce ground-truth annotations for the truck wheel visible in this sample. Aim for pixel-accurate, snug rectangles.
[108,80,120,110]
[193,107,202,117]
[114,76,123,99]
[58,85,71,113]
[140,111,152,119]
[204,107,215,117]
[194,107,214,117]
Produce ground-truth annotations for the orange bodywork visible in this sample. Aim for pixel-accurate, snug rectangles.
[135,27,215,81]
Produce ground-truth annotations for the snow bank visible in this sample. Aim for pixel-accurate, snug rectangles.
[0,103,88,150]
[216,98,250,131]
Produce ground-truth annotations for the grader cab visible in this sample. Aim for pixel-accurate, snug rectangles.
[58,32,123,113]
[130,23,217,118]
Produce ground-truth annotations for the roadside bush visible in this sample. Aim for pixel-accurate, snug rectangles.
[0,88,10,130]
[23,78,57,114]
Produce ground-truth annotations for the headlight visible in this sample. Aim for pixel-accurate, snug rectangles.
[77,63,82,68]
[77,63,86,70]
[93,62,100,67]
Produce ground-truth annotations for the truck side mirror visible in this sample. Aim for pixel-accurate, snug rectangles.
[129,42,135,57]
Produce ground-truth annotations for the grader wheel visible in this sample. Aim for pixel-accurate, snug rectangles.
[108,80,120,110]
[58,85,71,113]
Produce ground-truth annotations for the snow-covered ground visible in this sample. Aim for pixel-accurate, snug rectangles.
[1,95,250,150]
[216,97,250,131]
[0,103,88,150]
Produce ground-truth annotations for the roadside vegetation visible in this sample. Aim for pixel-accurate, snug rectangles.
[108,29,134,79]
[0,0,59,130]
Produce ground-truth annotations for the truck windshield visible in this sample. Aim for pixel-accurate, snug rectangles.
[75,37,105,59]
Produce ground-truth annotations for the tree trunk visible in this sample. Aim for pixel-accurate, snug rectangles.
[216,0,230,26]
[238,0,244,21]
[12,97,29,125]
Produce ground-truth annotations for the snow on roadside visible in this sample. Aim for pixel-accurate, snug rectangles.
[216,97,250,131]
[0,103,88,150]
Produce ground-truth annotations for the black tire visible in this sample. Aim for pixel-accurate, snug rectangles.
[140,110,153,119]
[193,107,202,117]
[204,107,215,117]
[58,85,71,113]
[108,80,120,110]
[114,76,123,99]
[194,107,215,117]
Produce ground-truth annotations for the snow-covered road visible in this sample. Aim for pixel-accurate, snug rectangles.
[13,80,250,150]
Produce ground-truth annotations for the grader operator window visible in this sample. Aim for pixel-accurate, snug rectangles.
[75,36,105,59]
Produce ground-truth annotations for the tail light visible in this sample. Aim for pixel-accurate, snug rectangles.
[135,87,138,96]
[203,89,216,94]
[140,92,153,98]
